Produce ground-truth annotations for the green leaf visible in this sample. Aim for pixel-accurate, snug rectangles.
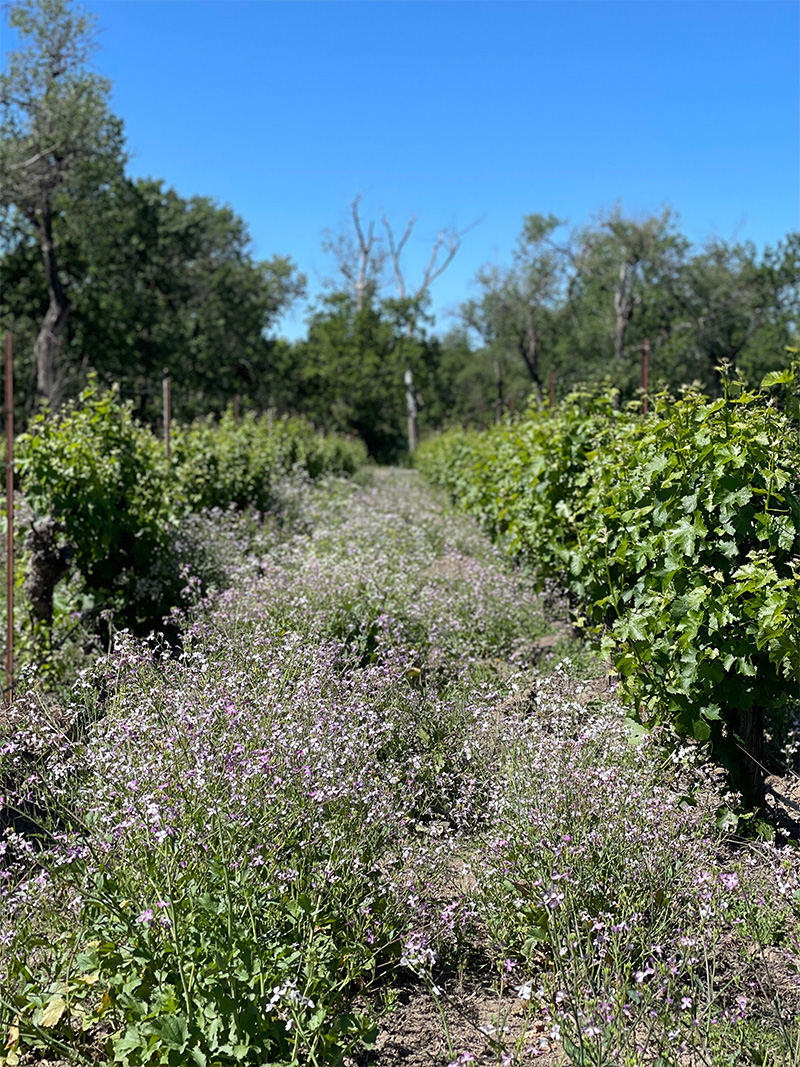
[699,703,722,721]
[148,1015,189,1052]
[666,517,696,557]
[715,805,738,832]
[625,614,649,642]
[624,718,649,744]
[737,657,758,677]
[761,369,794,388]
[691,717,711,742]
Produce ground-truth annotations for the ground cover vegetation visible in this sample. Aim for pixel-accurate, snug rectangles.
[2,1,798,457]
[1,472,799,1067]
[415,365,800,814]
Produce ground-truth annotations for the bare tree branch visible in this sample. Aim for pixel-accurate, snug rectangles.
[414,218,482,300]
[382,212,416,300]
[351,193,379,312]
[6,144,60,172]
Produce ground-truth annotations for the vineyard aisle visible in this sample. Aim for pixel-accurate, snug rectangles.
[2,469,799,1067]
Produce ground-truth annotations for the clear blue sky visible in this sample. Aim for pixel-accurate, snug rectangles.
[3,0,798,340]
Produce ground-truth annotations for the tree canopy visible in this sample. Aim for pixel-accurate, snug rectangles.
[465,210,798,408]
[1,0,796,453]
[0,0,125,401]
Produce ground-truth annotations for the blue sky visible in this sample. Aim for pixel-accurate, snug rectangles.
[3,1,798,340]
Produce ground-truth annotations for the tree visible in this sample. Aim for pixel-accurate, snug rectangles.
[465,214,568,399]
[322,194,478,451]
[287,292,447,461]
[458,207,798,407]
[0,0,125,403]
[434,326,531,428]
[322,194,477,318]
[566,207,688,391]
[1,176,306,417]
[665,235,800,393]
[321,193,386,313]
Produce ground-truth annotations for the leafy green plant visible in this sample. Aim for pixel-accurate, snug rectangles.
[13,385,367,646]
[172,408,367,514]
[16,381,178,633]
[417,366,800,806]
[2,865,384,1066]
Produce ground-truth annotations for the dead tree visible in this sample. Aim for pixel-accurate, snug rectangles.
[324,195,479,453]
[382,212,479,452]
[321,193,386,312]
[382,212,476,309]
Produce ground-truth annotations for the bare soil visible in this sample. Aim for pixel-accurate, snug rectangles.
[352,979,561,1067]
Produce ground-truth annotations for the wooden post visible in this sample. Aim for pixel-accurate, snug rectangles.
[549,371,556,411]
[493,359,504,423]
[233,394,241,426]
[404,368,418,454]
[480,398,486,432]
[5,333,13,705]
[641,338,650,415]
[162,370,171,460]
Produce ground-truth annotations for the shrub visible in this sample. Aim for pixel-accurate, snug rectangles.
[17,383,177,632]
[172,410,367,514]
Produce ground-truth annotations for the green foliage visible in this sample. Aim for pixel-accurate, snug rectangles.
[463,213,568,397]
[15,383,367,636]
[0,0,128,400]
[0,176,306,418]
[173,409,367,513]
[17,383,177,631]
[2,468,799,1066]
[3,867,381,1067]
[285,292,446,462]
[0,0,125,218]
[464,211,799,411]
[417,367,800,791]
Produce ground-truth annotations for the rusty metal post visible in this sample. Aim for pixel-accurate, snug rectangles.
[162,370,171,459]
[5,333,13,705]
[549,371,556,411]
[641,338,650,415]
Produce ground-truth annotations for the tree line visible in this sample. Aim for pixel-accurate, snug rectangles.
[2,0,797,460]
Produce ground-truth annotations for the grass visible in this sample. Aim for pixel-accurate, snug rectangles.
[1,470,798,1066]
